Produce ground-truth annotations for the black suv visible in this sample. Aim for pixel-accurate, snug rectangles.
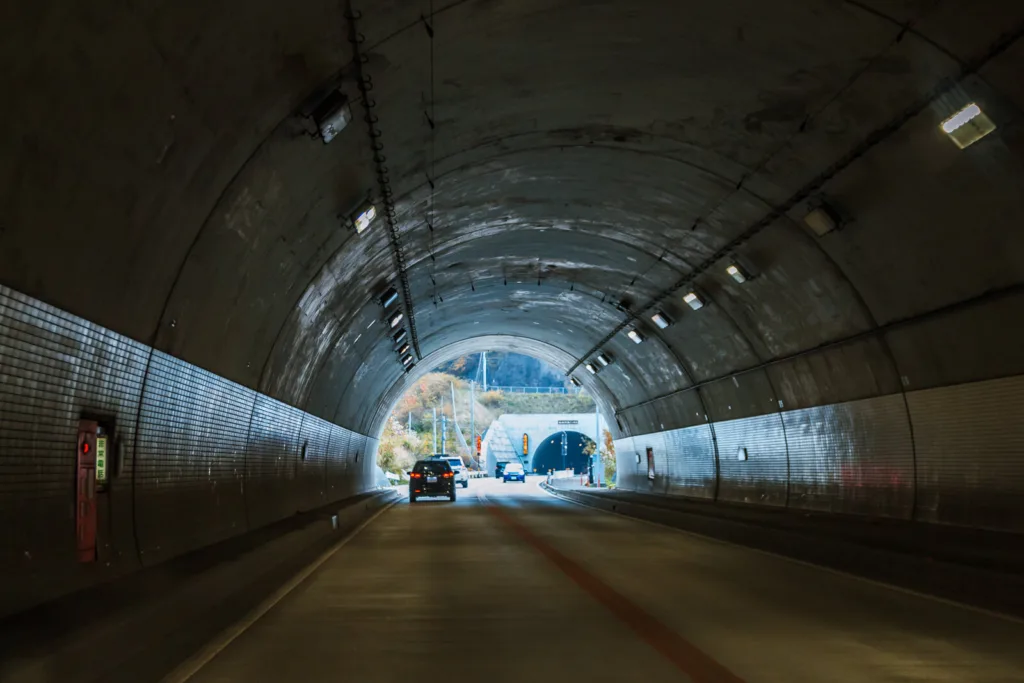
[495,462,507,478]
[409,459,456,503]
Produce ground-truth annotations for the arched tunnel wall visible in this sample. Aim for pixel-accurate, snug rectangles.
[614,288,1024,529]
[3,0,1024,622]
[0,285,379,618]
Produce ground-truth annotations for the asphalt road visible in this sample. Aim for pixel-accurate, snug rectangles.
[173,477,1024,683]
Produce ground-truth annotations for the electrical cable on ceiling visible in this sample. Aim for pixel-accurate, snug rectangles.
[345,1,421,360]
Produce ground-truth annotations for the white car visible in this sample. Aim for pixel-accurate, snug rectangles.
[431,455,469,488]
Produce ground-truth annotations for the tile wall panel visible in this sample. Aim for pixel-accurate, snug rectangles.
[295,414,331,511]
[705,413,789,507]
[785,395,914,517]
[910,375,1024,531]
[0,284,380,617]
[0,285,149,615]
[326,424,354,500]
[134,352,254,564]
[663,423,717,499]
[244,395,306,528]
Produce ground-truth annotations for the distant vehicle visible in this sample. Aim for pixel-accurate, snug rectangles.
[409,459,456,503]
[428,454,469,488]
[503,461,526,483]
[495,462,508,478]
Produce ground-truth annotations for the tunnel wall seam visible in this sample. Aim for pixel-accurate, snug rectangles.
[0,284,378,618]
[616,378,1021,531]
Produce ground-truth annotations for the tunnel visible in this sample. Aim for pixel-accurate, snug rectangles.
[2,1,1024,680]
[531,431,595,474]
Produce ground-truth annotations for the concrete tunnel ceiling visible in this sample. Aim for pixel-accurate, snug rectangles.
[3,1,1024,439]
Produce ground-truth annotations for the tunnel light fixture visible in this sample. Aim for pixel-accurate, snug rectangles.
[585,363,597,375]
[569,377,581,387]
[312,89,352,144]
[626,328,646,344]
[351,202,377,234]
[803,203,841,237]
[683,291,705,311]
[397,342,410,355]
[596,352,612,367]
[379,287,399,309]
[726,263,750,284]
[388,311,404,329]
[392,328,407,344]
[941,103,995,149]
[651,311,672,329]
[401,354,413,366]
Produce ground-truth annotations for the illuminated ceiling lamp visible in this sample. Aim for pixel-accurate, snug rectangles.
[397,342,411,356]
[683,291,705,311]
[651,310,672,329]
[388,311,404,329]
[311,89,352,144]
[585,363,598,375]
[401,354,413,366]
[726,263,751,284]
[569,377,581,387]
[392,328,407,344]
[626,328,645,344]
[349,201,376,234]
[596,352,613,367]
[379,287,399,309]
[941,103,995,149]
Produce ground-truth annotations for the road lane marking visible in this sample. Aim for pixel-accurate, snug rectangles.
[483,493,746,683]
[159,498,398,683]
[540,485,1024,626]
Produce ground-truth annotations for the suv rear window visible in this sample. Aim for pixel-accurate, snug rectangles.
[413,461,452,474]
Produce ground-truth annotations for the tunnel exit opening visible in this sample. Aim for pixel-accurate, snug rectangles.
[531,431,595,475]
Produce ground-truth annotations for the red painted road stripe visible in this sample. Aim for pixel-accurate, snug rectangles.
[487,501,746,683]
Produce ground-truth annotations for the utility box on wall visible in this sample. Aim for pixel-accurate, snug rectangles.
[76,420,99,563]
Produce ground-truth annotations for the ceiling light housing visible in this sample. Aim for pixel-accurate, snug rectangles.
[311,89,352,144]
[379,287,399,309]
[401,354,413,366]
[651,311,672,329]
[392,328,407,344]
[941,103,995,149]
[397,342,410,355]
[388,311,404,329]
[585,363,597,375]
[351,202,376,234]
[569,377,581,387]
[803,203,841,237]
[683,292,705,311]
[627,328,645,344]
[596,353,612,367]
[726,263,750,284]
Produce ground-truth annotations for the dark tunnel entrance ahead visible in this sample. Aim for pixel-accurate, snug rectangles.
[531,431,595,474]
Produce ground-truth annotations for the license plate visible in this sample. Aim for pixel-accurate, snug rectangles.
[427,476,438,483]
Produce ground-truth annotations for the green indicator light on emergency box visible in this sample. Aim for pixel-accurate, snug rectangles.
[96,436,108,483]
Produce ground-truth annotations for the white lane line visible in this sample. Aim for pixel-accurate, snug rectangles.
[159,498,399,683]
[540,485,1024,626]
